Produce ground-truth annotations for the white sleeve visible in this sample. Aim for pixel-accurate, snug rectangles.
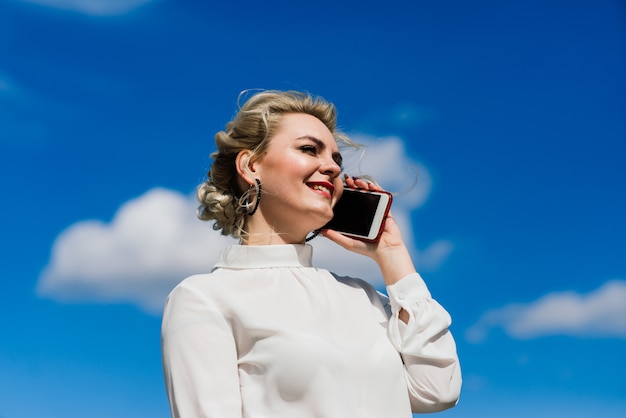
[385,273,462,413]
[161,282,242,418]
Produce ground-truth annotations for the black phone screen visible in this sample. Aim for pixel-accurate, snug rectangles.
[324,190,381,236]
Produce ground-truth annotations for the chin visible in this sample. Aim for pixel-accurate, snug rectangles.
[305,210,333,230]
[319,205,335,221]
[318,214,334,230]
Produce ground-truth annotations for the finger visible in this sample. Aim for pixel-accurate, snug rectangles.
[343,175,369,190]
[366,182,383,192]
[344,175,384,193]
[353,178,370,189]
[343,174,356,188]
[351,176,374,190]
[320,229,359,251]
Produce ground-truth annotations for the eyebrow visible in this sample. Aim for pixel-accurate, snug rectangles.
[297,135,343,166]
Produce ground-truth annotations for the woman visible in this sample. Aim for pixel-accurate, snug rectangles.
[161,90,462,417]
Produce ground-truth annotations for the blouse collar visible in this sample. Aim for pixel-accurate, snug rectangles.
[213,244,313,270]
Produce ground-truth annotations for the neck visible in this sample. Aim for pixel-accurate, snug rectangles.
[243,208,325,245]
[243,218,307,245]
[242,233,307,246]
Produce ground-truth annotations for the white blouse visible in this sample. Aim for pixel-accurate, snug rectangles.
[161,244,461,418]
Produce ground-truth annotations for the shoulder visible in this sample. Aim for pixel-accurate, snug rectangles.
[169,268,240,295]
[163,270,234,312]
[329,272,391,317]
[162,271,241,332]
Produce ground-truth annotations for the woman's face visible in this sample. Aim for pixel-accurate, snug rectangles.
[252,112,344,239]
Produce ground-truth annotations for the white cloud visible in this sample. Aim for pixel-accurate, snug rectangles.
[343,134,432,209]
[38,137,451,314]
[37,188,238,313]
[18,0,155,16]
[418,240,454,271]
[466,280,626,343]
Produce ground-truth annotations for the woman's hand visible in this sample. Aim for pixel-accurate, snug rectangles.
[321,174,417,286]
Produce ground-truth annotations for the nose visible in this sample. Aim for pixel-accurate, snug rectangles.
[320,155,342,178]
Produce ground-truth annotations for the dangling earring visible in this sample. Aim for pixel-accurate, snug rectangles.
[241,178,261,216]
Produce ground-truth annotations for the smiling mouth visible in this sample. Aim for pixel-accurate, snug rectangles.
[307,182,334,198]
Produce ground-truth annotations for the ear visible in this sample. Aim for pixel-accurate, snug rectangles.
[235,150,259,186]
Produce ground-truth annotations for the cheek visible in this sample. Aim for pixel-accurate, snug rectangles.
[331,181,344,208]
[273,154,311,177]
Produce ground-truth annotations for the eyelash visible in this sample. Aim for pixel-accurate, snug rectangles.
[300,145,318,155]
[300,145,344,170]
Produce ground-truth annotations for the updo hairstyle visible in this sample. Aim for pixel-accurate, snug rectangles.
[197,90,357,239]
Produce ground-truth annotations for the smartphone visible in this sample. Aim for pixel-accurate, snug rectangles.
[324,188,393,242]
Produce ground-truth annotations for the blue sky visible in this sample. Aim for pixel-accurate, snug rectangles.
[1,0,625,417]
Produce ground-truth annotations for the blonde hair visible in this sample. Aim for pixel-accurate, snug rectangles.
[197,90,358,238]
